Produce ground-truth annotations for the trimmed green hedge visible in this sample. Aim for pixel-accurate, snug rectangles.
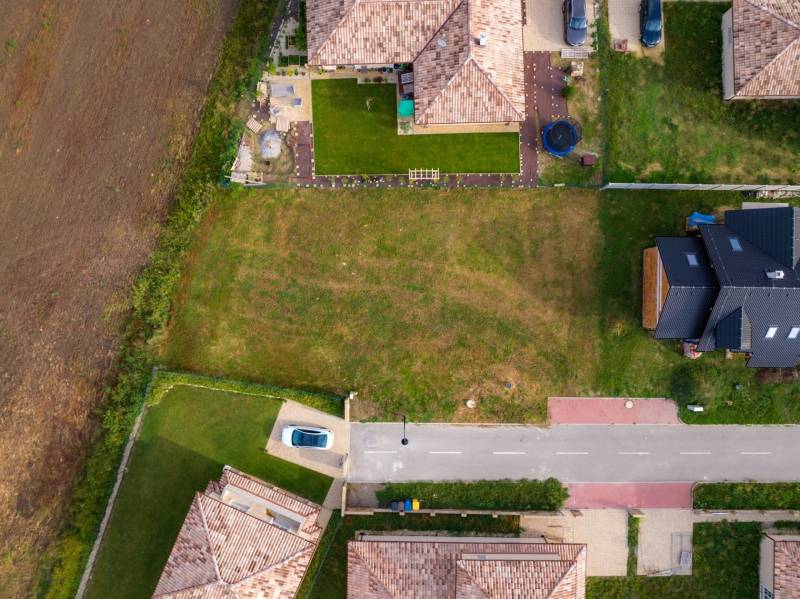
[376,478,568,511]
[296,511,342,599]
[694,483,800,510]
[149,370,343,416]
[34,1,279,597]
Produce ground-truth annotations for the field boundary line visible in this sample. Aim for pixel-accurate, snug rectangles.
[75,368,156,598]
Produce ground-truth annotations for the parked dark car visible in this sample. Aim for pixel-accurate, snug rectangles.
[563,0,588,46]
[640,0,663,47]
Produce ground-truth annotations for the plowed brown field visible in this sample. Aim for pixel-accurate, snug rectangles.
[0,1,236,595]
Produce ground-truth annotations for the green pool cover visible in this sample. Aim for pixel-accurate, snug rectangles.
[398,98,414,117]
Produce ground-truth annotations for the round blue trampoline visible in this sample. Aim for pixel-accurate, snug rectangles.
[542,118,583,157]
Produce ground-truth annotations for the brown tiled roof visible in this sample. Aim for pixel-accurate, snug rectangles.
[732,0,800,97]
[152,467,321,598]
[347,539,587,598]
[774,539,800,598]
[307,0,524,123]
[308,0,460,65]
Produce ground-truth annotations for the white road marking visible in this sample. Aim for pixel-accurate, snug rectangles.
[428,451,463,455]
[618,451,650,455]
[740,451,772,455]
[680,451,711,455]
[364,450,398,454]
[556,451,589,455]
[492,451,526,455]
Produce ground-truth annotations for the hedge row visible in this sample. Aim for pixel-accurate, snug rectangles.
[376,478,569,511]
[34,1,278,597]
[148,370,343,416]
[694,483,800,510]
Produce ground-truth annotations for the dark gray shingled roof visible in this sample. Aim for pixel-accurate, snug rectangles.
[656,207,800,368]
[654,237,718,341]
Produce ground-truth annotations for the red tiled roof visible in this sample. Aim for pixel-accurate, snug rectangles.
[774,539,800,598]
[307,0,524,123]
[347,539,587,598]
[152,467,321,598]
[732,0,800,97]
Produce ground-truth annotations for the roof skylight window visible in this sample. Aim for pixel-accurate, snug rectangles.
[728,237,743,252]
[686,253,699,267]
[789,327,800,339]
[765,327,778,339]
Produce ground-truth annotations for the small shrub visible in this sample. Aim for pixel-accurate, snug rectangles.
[562,84,576,100]
[373,76,383,83]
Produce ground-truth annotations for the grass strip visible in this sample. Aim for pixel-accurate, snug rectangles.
[34,1,279,596]
[296,511,343,599]
[149,370,343,415]
[376,479,568,511]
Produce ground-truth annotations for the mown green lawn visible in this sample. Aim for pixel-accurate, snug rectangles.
[311,79,520,174]
[588,522,761,599]
[85,385,332,599]
[601,3,800,183]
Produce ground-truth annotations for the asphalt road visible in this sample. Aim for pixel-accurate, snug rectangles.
[347,423,800,483]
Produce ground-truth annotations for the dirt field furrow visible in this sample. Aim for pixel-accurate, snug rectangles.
[0,1,236,595]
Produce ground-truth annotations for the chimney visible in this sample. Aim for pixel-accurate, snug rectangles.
[478,32,487,46]
[766,270,785,279]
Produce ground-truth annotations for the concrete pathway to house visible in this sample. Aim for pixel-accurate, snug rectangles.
[521,509,629,576]
[347,422,800,483]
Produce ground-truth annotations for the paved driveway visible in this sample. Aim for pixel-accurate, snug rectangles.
[608,0,665,56]
[522,509,628,576]
[347,422,800,483]
[524,0,596,51]
[266,400,349,478]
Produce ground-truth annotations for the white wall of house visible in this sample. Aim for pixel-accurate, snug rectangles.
[759,535,775,598]
[721,9,735,100]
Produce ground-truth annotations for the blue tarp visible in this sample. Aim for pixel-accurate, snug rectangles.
[688,212,716,226]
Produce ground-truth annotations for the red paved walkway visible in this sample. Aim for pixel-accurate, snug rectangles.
[565,483,694,509]
[548,397,681,425]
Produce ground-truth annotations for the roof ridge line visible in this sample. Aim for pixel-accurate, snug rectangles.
[743,0,800,29]
[740,36,800,96]
[412,0,471,121]
[196,493,225,585]
[545,558,578,599]
[229,544,315,589]
[468,56,525,119]
[309,0,360,64]
[352,543,403,598]
[411,0,467,63]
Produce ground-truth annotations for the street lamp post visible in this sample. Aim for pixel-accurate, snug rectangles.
[400,413,409,446]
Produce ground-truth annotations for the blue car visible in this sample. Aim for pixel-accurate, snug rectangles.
[640,0,663,47]
[563,0,588,47]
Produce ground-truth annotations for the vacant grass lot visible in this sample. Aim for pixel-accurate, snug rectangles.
[602,3,800,183]
[588,522,761,599]
[163,187,800,423]
[162,187,600,422]
[311,79,520,174]
[85,384,332,599]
